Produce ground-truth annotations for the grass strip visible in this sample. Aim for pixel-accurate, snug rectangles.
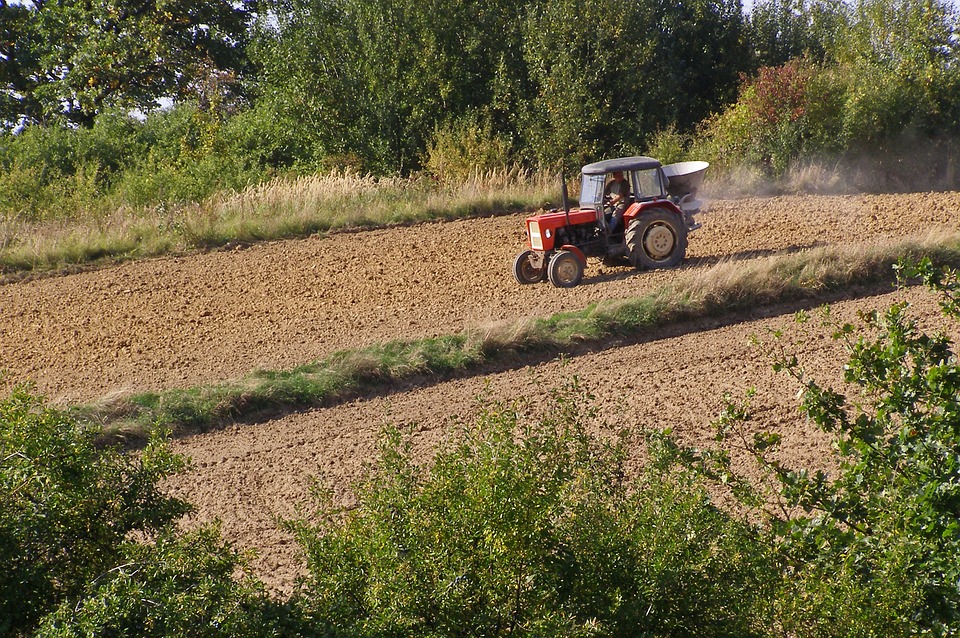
[82,232,960,441]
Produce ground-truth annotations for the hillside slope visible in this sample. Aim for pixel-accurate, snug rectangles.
[2,192,956,402]
[2,190,958,593]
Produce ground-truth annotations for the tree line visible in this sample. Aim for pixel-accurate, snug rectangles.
[2,0,749,171]
[1,0,958,218]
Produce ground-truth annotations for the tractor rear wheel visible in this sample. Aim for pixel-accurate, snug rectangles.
[548,250,584,288]
[625,208,687,269]
[512,250,547,284]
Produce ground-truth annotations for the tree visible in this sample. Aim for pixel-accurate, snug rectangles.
[653,0,751,142]
[835,0,960,71]
[254,0,531,174]
[836,0,960,138]
[748,0,850,67]
[255,0,751,175]
[0,0,252,129]
[0,0,41,127]
[520,0,750,169]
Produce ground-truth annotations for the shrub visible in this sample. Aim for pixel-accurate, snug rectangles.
[839,64,921,145]
[643,125,691,165]
[693,50,960,180]
[695,58,847,175]
[0,104,283,222]
[288,381,772,638]
[34,526,285,638]
[423,113,514,184]
[0,387,190,635]
[217,102,311,172]
[674,258,960,635]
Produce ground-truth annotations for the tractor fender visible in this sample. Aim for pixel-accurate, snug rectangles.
[559,245,587,268]
[623,200,684,226]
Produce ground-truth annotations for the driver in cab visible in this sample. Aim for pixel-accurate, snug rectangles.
[604,171,630,231]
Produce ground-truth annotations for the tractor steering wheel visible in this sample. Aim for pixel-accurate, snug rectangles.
[602,194,615,215]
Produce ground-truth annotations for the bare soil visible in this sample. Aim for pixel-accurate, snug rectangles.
[2,191,959,594]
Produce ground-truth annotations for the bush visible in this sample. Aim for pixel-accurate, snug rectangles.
[643,125,691,166]
[675,258,960,635]
[694,58,846,175]
[696,0,960,180]
[0,387,190,635]
[34,526,285,638]
[0,104,284,221]
[839,64,922,145]
[423,113,513,184]
[288,381,772,637]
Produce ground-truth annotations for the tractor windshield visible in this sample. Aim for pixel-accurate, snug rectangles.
[579,173,605,210]
[634,168,667,198]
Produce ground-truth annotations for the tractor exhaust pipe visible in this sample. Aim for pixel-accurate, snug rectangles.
[560,173,571,228]
[560,173,570,213]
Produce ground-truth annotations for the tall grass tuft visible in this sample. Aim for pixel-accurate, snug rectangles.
[0,169,558,278]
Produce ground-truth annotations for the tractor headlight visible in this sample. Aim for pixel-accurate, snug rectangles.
[529,221,543,250]
[545,229,552,238]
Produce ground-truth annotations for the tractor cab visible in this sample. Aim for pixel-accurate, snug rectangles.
[579,156,668,233]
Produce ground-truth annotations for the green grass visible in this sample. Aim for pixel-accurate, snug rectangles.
[79,231,960,441]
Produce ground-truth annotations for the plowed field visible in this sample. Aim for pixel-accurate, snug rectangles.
[2,191,959,593]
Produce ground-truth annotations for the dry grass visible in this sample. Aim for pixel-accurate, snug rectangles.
[0,168,558,278]
[679,230,960,316]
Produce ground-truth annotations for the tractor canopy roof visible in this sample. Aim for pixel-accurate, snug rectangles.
[581,156,661,176]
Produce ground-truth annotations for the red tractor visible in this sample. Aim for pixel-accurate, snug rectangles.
[513,156,708,287]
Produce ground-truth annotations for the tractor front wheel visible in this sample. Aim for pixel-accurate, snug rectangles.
[512,250,547,284]
[625,208,687,269]
[548,250,584,288]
